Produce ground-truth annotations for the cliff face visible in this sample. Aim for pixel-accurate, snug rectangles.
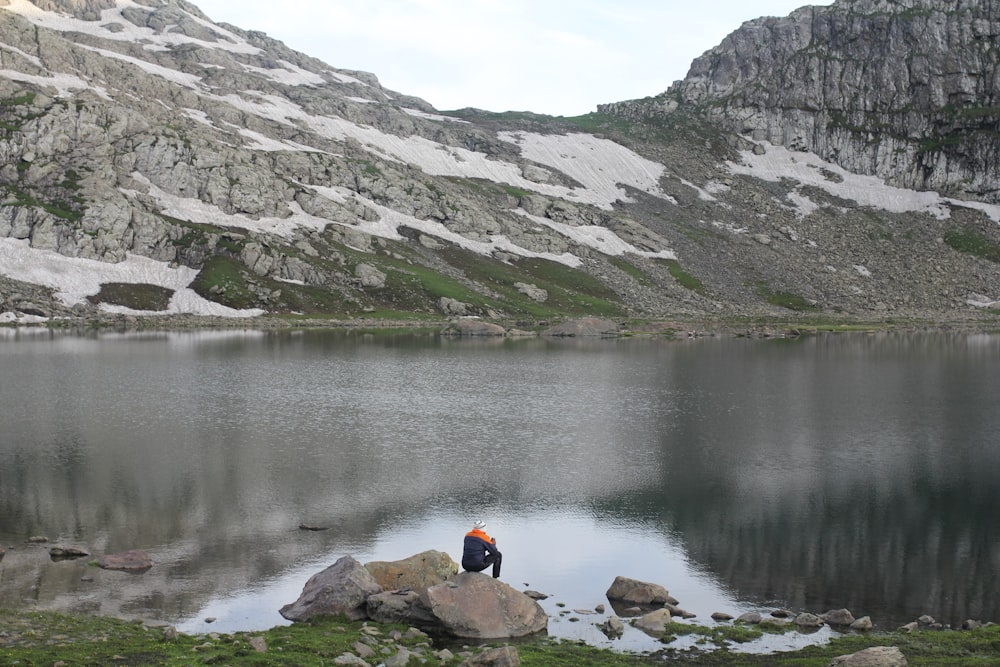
[667,0,1000,203]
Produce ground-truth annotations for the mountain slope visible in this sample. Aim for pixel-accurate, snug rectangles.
[2,0,1000,327]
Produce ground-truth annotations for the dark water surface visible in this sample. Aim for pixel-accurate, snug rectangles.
[1,329,998,652]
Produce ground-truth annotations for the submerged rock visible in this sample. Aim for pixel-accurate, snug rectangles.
[821,609,856,626]
[597,616,625,639]
[97,550,152,572]
[633,608,673,637]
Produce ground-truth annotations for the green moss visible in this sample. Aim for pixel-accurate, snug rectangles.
[191,256,258,309]
[755,283,819,312]
[86,283,174,311]
[944,228,1000,263]
[665,259,706,293]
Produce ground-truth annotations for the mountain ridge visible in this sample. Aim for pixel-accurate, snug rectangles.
[1,0,999,328]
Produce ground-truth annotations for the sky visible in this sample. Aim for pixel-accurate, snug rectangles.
[191,1,833,117]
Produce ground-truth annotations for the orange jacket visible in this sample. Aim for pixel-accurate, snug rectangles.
[462,528,499,569]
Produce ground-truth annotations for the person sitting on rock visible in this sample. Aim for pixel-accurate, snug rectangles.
[462,520,502,578]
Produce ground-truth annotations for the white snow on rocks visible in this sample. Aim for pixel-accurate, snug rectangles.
[514,209,676,261]
[729,142,1000,223]
[0,237,263,317]
[499,131,676,210]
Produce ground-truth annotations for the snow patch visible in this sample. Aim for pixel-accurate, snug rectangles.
[729,142,1000,224]
[0,237,263,317]
[514,209,676,261]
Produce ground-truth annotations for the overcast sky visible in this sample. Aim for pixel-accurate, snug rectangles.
[192,1,832,116]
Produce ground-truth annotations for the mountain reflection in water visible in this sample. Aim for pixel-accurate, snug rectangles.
[0,329,997,649]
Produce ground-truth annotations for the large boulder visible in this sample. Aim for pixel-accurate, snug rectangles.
[605,576,676,605]
[420,572,547,639]
[280,556,383,622]
[828,646,907,667]
[366,589,438,626]
[364,550,458,592]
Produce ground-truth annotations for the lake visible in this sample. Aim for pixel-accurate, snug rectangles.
[1,328,998,653]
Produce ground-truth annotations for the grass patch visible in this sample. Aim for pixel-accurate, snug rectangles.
[86,283,174,311]
[191,256,258,309]
[755,283,818,312]
[944,228,1000,263]
[665,259,706,293]
[610,256,654,286]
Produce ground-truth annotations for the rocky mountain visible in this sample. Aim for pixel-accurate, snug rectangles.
[1,0,999,328]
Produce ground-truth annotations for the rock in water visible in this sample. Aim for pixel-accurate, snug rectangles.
[605,575,676,605]
[280,555,382,622]
[96,550,152,572]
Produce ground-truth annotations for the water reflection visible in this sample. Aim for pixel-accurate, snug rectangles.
[0,330,998,651]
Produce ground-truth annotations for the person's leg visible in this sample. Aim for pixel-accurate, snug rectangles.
[484,552,502,578]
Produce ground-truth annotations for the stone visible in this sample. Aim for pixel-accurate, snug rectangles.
[541,318,621,337]
[523,590,548,600]
[459,646,520,667]
[355,263,386,289]
[50,546,90,560]
[366,590,437,626]
[633,608,672,636]
[96,549,152,572]
[443,318,506,336]
[420,572,547,639]
[665,603,696,619]
[248,636,267,653]
[364,550,458,592]
[736,611,762,624]
[711,612,734,622]
[597,615,625,639]
[333,654,370,666]
[828,646,907,666]
[794,612,825,628]
[821,609,856,626]
[280,556,383,622]
[385,647,413,667]
[605,575,676,606]
[850,616,874,631]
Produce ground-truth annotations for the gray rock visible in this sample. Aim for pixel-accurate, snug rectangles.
[633,608,672,637]
[366,590,437,626]
[711,612,734,621]
[459,646,520,667]
[420,572,547,639]
[280,555,383,622]
[597,616,625,639]
[96,549,152,572]
[850,616,874,631]
[736,611,762,624]
[828,646,907,667]
[605,575,676,606]
[794,612,825,628]
[443,318,506,337]
[364,550,458,593]
[821,609,856,626]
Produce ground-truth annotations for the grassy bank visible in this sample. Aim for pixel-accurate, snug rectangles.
[2,610,999,666]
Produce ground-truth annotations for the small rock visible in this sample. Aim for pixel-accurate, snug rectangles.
[850,616,874,631]
[334,654,370,666]
[794,612,825,628]
[352,642,376,659]
[385,647,412,667]
[597,616,625,639]
[961,619,982,630]
[26,536,49,544]
[771,609,793,618]
[634,608,672,636]
[435,649,455,661]
[299,524,329,531]
[249,636,267,653]
[523,590,548,600]
[204,617,216,624]
[821,609,856,626]
[898,621,919,633]
[711,612,733,621]
[594,604,605,614]
[96,549,153,572]
[736,611,762,624]
[917,614,936,627]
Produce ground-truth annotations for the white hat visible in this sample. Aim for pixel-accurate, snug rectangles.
[473,520,487,530]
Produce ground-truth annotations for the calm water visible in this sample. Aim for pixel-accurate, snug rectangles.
[1,328,998,652]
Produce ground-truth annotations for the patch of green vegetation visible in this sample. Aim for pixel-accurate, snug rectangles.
[755,282,819,312]
[610,256,654,286]
[944,227,1000,263]
[0,92,36,107]
[665,259,706,293]
[503,185,532,198]
[86,283,174,311]
[7,187,83,222]
[657,622,764,647]
[191,256,258,309]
